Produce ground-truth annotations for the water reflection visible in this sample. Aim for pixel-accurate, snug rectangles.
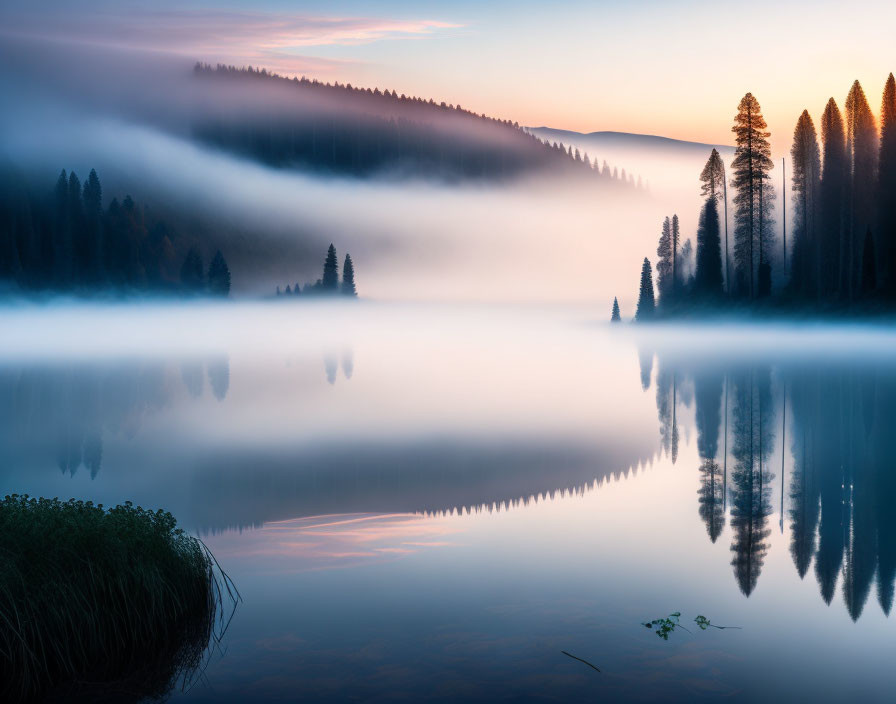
[648,348,896,621]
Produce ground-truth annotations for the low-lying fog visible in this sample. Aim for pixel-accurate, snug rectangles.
[0,33,790,310]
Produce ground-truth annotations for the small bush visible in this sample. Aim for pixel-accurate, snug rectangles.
[0,495,237,702]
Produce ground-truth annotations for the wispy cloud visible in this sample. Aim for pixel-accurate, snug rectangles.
[3,9,461,76]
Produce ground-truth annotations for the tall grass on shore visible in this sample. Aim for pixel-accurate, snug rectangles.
[0,495,238,702]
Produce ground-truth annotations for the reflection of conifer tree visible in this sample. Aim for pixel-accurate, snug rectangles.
[324,354,338,385]
[699,459,725,543]
[83,433,103,479]
[655,365,678,459]
[207,358,230,401]
[788,370,820,578]
[342,349,354,380]
[638,348,653,392]
[842,371,877,621]
[695,370,724,541]
[875,371,896,614]
[729,368,775,596]
[181,363,204,398]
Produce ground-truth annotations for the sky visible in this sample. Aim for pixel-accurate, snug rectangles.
[3,0,895,150]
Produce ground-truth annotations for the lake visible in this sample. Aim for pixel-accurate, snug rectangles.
[2,301,895,702]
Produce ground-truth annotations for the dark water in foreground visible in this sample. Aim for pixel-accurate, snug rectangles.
[2,303,896,702]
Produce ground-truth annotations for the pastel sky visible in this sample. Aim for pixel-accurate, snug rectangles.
[4,0,895,149]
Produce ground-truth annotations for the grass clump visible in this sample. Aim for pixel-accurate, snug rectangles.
[0,495,237,702]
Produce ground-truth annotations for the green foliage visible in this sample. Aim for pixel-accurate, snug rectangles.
[0,494,237,701]
[642,612,690,640]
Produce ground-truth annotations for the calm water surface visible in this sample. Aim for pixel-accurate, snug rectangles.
[2,302,895,702]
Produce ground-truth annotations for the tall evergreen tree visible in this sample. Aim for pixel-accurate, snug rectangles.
[341,253,357,296]
[656,217,673,304]
[820,98,847,298]
[610,297,621,322]
[701,149,729,291]
[790,110,822,297]
[695,196,723,297]
[53,169,71,288]
[81,169,103,286]
[207,250,231,296]
[877,74,896,295]
[671,214,681,295]
[731,93,775,299]
[322,243,339,291]
[845,80,878,299]
[68,171,84,287]
[635,258,656,321]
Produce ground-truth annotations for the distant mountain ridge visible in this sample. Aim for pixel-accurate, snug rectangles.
[526,127,735,156]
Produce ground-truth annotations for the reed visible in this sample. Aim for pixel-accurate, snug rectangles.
[0,494,237,702]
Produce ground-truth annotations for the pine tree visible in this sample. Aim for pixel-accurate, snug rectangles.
[656,217,673,304]
[820,98,847,298]
[82,169,103,287]
[731,93,775,299]
[207,250,231,296]
[700,148,729,291]
[180,248,204,292]
[611,297,621,322]
[877,73,896,295]
[695,196,723,297]
[322,243,339,292]
[845,80,878,299]
[636,258,656,321]
[68,171,84,287]
[671,214,681,295]
[341,253,357,297]
[790,110,822,297]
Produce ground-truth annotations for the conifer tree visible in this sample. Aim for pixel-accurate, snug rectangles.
[322,243,339,291]
[820,98,848,298]
[731,93,775,299]
[207,250,231,296]
[700,148,729,291]
[341,253,357,297]
[845,80,878,299]
[611,297,621,322]
[636,258,656,321]
[877,73,896,295]
[695,196,723,297]
[671,214,681,296]
[81,169,103,286]
[790,110,822,297]
[656,217,673,304]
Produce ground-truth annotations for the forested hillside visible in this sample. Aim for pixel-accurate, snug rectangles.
[191,64,640,185]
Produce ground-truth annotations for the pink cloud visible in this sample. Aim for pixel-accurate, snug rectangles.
[5,9,461,77]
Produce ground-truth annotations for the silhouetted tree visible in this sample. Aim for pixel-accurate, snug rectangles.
[731,93,775,298]
[341,253,357,297]
[700,148,726,201]
[695,197,723,297]
[207,250,231,296]
[180,248,204,292]
[81,169,103,286]
[610,297,621,322]
[790,110,822,297]
[322,244,339,292]
[820,98,848,299]
[845,80,878,299]
[878,74,896,295]
[655,217,674,304]
[635,258,655,321]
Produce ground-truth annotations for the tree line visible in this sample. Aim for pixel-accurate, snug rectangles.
[193,63,643,188]
[275,244,358,298]
[0,167,231,297]
[622,74,896,320]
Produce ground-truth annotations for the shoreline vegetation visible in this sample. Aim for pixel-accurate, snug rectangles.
[0,495,238,703]
[624,74,896,323]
